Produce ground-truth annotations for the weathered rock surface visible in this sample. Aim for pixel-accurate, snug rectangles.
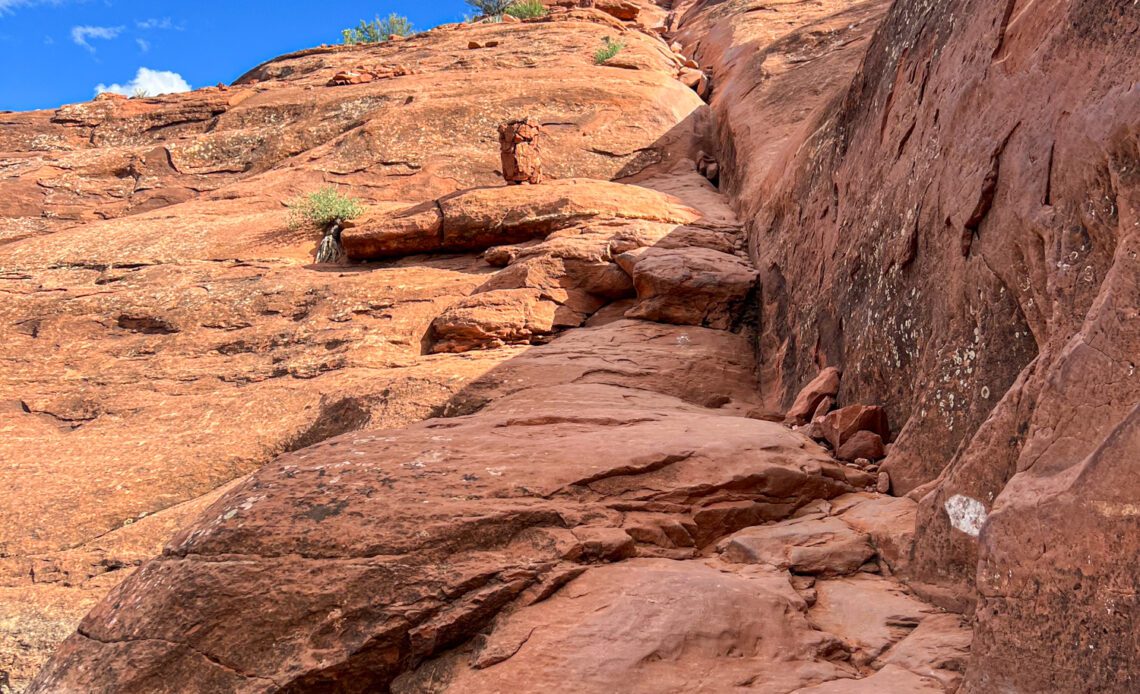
[28,341,867,691]
[393,559,852,694]
[11,0,1135,690]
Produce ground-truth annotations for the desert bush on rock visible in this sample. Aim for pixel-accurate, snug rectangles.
[466,0,514,18]
[342,13,413,44]
[505,1,548,19]
[288,186,362,230]
[594,37,624,64]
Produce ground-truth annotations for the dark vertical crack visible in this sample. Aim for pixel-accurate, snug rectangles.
[1043,141,1056,206]
[963,122,1021,256]
[992,0,1019,61]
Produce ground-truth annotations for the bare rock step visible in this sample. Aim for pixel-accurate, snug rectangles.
[878,613,973,691]
[341,179,699,260]
[393,559,853,693]
[790,664,944,693]
[829,493,917,574]
[808,574,940,667]
[718,515,876,576]
[427,288,584,354]
[442,319,766,417]
[622,247,758,330]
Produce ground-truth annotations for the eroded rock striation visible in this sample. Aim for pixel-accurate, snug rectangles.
[4,0,1137,692]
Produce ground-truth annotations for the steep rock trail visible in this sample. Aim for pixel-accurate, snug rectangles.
[5,0,1135,692]
[18,4,968,691]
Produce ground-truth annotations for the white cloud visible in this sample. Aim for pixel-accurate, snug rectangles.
[0,0,37,13]
[95,67,191,97]
[136,37,148,52]
[1,0,69,15]
[71,24,123,51]
[136,17,173,30]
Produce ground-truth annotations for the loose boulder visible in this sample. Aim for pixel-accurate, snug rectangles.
[819,405,890,452]
[836,430,886,462]
[786,367,841,425]
[428,288,579,353]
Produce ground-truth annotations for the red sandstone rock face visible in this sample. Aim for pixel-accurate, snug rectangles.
[681,0,1140,689]
[0,7,714,687]
[8,0,1135,691]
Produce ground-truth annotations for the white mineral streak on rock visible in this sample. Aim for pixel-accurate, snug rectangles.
[944,494,988,537]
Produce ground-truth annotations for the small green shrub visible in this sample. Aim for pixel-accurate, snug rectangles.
[288,186,363,230]
[593,37,624,65]
[505,1,548,19]
[466,0,513,18]
[342,13,413,45]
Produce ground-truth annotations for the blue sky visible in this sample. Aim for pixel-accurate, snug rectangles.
[0,1,473,112]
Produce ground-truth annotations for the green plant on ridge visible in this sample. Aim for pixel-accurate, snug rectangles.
[594,36,624,65]
[465,0,514,18]
[288,186,363,264]
[288,186,362,230]
[505,1,548,19]
[342,13,414,45]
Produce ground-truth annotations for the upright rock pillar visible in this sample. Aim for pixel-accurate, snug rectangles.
[498,117,545,185]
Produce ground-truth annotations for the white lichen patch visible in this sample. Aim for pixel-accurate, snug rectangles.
[944,494,988,537]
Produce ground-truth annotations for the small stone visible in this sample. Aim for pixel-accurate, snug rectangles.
[877,471,891,494]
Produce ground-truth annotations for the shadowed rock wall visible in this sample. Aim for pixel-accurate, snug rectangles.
[682,0,1139,690]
